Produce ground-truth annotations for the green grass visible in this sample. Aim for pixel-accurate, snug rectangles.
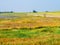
[0,27,60,38]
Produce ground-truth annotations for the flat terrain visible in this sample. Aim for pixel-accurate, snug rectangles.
[0,27,60,45]
[0,12,60,45]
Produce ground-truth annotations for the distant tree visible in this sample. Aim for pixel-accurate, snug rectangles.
[45,11,48,12]
[0,12,1,13]
[10,11,13,13]
[33,10,37,13]
[0,11,13,13]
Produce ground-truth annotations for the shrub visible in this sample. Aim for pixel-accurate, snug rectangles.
[41,27,53,33]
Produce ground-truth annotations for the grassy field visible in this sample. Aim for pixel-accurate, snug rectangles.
[0,12,60,45]
[0,27,60,38]
[0,27,60,45]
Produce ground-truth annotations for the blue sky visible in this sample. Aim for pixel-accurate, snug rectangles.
[0,0,60,12]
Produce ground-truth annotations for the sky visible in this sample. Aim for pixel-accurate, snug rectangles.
[0,0,60,12]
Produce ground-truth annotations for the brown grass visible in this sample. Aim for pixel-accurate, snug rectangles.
[0,34,60,45]
[0,17,60,29]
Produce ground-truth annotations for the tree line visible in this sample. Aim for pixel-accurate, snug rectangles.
[0,11,13,13]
